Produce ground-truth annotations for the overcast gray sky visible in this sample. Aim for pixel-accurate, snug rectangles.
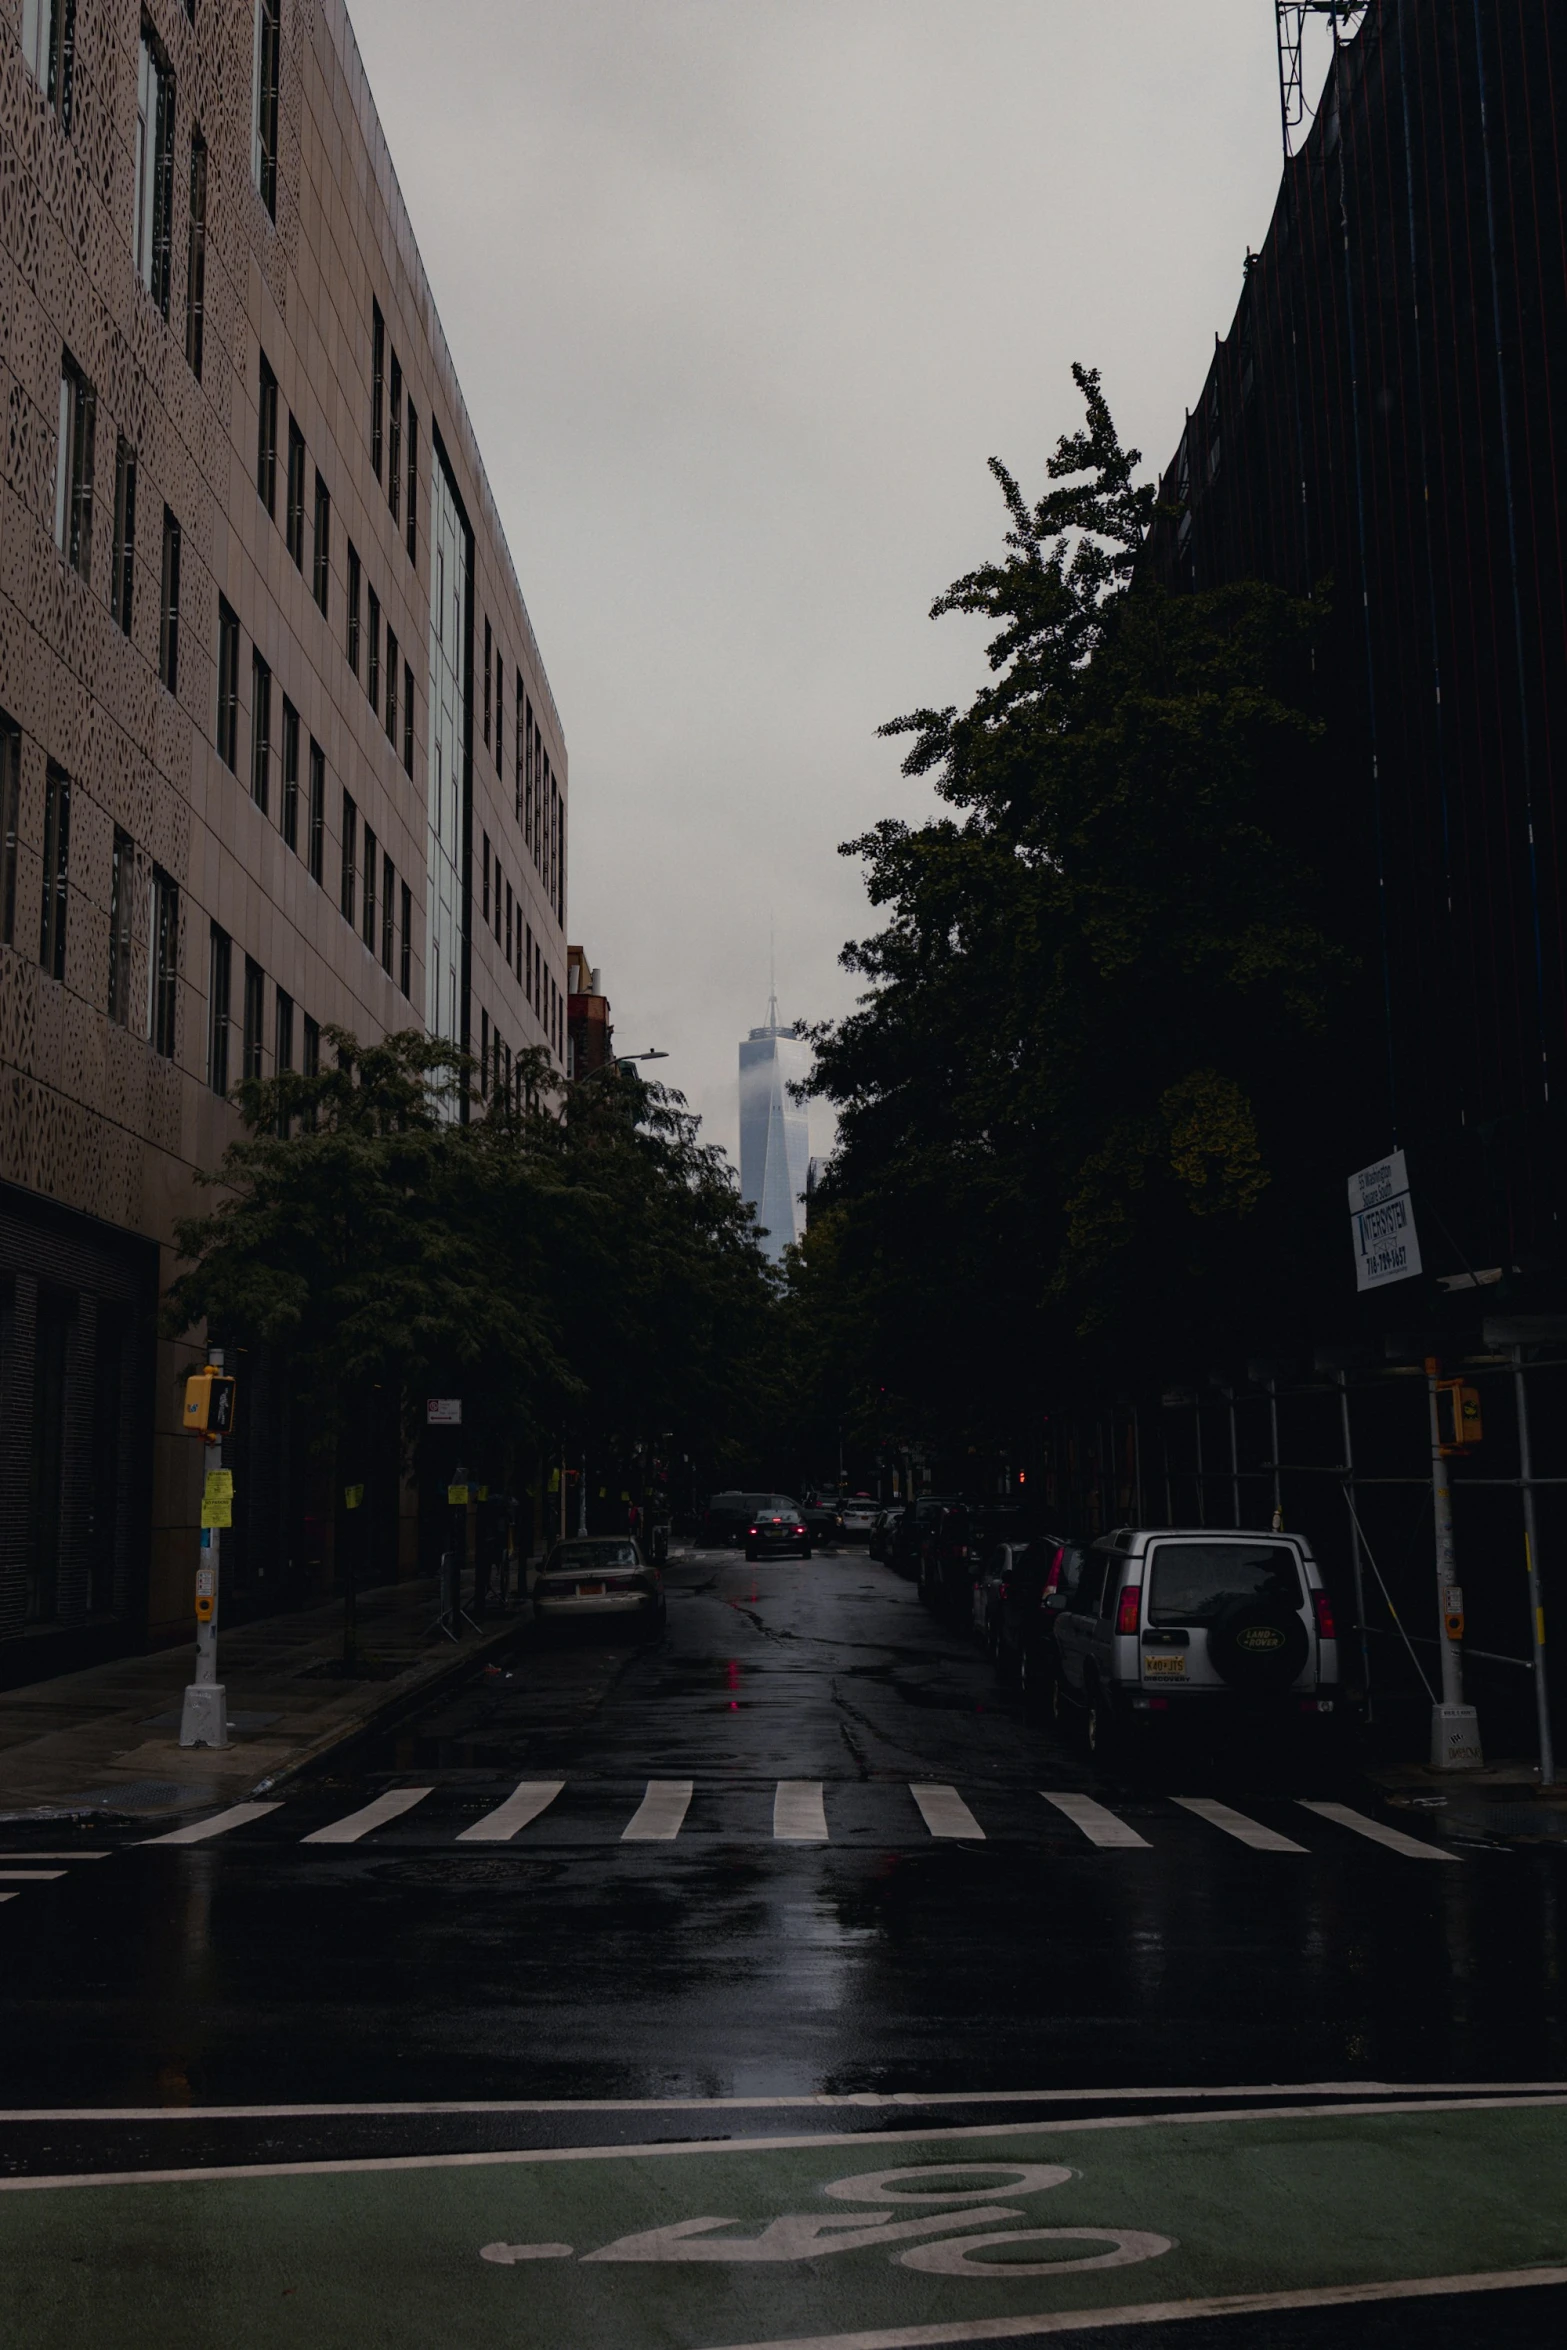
[350,0,1294,1169]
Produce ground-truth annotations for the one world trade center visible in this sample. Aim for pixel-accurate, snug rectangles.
[738,994,810,1265]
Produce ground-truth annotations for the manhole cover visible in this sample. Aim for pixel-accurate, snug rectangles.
[70,1780,221,1810]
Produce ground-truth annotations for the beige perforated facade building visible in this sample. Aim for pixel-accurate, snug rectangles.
[0,0,568,1683]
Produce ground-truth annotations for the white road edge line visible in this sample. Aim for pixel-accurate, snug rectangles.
[0,1853,111,1861]
[0,1871,67,1882]
[1297,1799,1460,1861]
[0,1894,16,1905]
[301,1788,434,1846]
[137,1802,283,1847]
[4,2094,1563,2192]
[1171,1798,1308,1854]
[621,1781,694,1842]
[456,1781,565,1843]
[774,1781,829,1842]
[703,2263,1567,2350]
[0,2082,1558,2122]
[1039,1792,1150,1849]
[909,1786,985,1841]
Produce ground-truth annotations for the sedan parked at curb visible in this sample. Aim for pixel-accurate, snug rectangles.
[533,1538,666,1639]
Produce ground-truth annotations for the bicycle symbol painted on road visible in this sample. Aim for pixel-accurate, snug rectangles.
[479,2161,1174,2276]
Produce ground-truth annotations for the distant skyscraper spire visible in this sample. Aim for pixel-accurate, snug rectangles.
[738,951,809,1267]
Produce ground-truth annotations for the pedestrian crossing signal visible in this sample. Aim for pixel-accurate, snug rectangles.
[1434,1379,1481,1453]
[183,1369,237,1439]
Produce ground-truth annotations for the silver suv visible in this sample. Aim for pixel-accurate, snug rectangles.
[1051,1526,1338,1757]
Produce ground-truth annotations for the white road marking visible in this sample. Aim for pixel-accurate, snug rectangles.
[1038,1792,1150,1849]
[621,1780,693,1842]
[0,1894,16,1905]
[773,1781,829,1841]
[138,1802,283,1847]
[0,1871,66,1882]
[455,1780,565,1843]
[910,1785,985,1840]
[1172,1797,1308,1853]
[301,1788,434,1845]
[1297,1799,1460,1861]
[1,2095,1561,2192]
[702,2264,1567,2348]
[0,1853,110,1861]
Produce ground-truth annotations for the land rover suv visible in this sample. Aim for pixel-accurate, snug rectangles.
[1051,1526,1338,1756]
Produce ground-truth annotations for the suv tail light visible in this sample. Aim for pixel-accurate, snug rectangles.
[1043,1546,1065,1596]
[1115,1585,1142,1637]
[1313,1588,1337,1640]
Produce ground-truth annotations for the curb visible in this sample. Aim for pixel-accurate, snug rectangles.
[246,1609,531,1799]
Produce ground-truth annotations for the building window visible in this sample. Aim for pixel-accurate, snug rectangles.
[371,300,384,479]
[21,0,76,131]
[483,617,491,746]
[185,132,207,378]
[54,352,95,578]
[257,350,277,513]
[385,627,398,745]
[216,596,240,768]
[367,587,380,716]
[207,921,230,1092]
[308,738,324,883]
[285,416,305,567]
[252,0,280,219]
[362,823,377,952]
[515,676,524,822]
[340,791,357,925]
[480,1006,489,1098]
[526,923,534,1008]
[242,955,264,1083]
[312,471,330,614]
[405,404,418,563]
[148,865,177,1057]
[303,1012,320,1077]
[159,505,180,691]
[347,543,361,673]
[274,985,293,1072]
[0,710,19,949]
[281,695,299,851]
[250,649,271,812]
[400,881,412,996]
[107,826,133,1024]
[403,659,414,776]
[506,881,513,966]
[481,832,491,923]
[111,436,136,636]
[39,765,70,980]
[381,851,394,974]
[388,353,402,522]
[133,28,175,317]
[525,699,534,853]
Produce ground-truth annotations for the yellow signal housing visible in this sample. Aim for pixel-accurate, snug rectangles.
[182,1369,238,1440]
[1434,1378,1482,1454]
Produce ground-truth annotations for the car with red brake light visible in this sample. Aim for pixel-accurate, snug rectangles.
[743,1498,812,1561]
[1051,1526,1339,1757]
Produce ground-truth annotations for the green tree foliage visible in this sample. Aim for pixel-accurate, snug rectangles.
[164,1033,778,1480]
[799,368,1358,1461]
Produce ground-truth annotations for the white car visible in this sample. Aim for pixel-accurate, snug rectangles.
[839,1497,878,1540]
[1051,1527,1338,1756]
[533,1538,666,1638]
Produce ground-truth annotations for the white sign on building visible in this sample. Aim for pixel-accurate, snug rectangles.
[1347,1149,1423,1291]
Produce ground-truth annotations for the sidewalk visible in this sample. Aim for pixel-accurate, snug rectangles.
[0,1576,526,1822]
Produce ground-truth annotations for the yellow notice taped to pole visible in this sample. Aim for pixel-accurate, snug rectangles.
[201,1469,233,1530]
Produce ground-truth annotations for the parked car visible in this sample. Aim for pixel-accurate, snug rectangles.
[886,1495,959,1582]
[839,1496,879,1541]
[743,1498,812,1561]
[975,1535,1090,1708]
[533,1537,665,1639]
[1051,1526,1338,1757]
[868,1505,904,1563]
[704,1491,784,1548]
[916,1503,983,1614]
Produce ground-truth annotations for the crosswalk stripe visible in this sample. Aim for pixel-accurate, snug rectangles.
[457,1780,566,1843]
[1297,1799,1459,1861]
[139,1802,283,1847]
[302,1788,434,1846]
[910,1784,985,1840]
[1172,1797,1309,1853]
[620,1781,693,1842]
[0,1871,67,1882]
[1039,1790,1151,1849]
[0,1853,109,1861]
[0,1894,16,1905]
[774,1780,829,1841]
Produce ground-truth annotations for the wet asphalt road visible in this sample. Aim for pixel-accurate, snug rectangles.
[0,1545,1564,2346]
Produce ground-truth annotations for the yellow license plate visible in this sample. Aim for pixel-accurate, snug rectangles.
[577,1582,606,1597]
[1143,1652,1186,1678]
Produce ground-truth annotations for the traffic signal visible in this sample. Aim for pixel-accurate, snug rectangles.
[1434,1378,1482,1453]
[183,1368,237,1439]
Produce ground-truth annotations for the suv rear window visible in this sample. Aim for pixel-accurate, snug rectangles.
[549,1541,640,1571]
[1147,1541,1303,1626]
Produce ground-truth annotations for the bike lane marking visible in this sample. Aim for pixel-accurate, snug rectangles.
[0,2097,1563,2350]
